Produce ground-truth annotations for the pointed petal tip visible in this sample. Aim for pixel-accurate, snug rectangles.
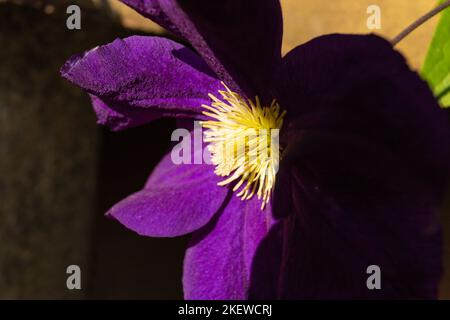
[105,153,229,238]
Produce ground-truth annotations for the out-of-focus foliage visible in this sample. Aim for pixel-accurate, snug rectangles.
[422,0,450,108]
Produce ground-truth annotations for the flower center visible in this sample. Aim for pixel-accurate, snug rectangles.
[201,83,286,209]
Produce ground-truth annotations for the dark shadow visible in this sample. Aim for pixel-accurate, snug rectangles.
[0,0,188,299]
[91,119,189,299]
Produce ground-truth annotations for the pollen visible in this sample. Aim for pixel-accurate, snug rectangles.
[201,83,286,209]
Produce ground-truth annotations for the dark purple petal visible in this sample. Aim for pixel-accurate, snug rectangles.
[252,134,445,299]
[183,196,274,299]
[107,151,228,237]
[61,35,221,131]
[120,0,283,100]
[250,34,450,299]
[279,34,450,202]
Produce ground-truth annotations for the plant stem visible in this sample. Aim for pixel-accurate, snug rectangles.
[392,0,450,46]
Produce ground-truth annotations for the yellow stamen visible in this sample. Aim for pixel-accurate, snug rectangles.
[200,83,286,210]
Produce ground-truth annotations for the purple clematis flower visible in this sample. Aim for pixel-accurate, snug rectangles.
[61,0,450,299]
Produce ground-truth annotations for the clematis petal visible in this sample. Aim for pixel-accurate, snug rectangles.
[183,195,275,300]
[278,34,449,201]
[120,0,283,100]
[252,132,447,299]
[61,35,221,131]
[107,151,228,237]
[250,34,450,299]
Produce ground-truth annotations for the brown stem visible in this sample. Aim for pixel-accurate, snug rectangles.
[392,0,450,46]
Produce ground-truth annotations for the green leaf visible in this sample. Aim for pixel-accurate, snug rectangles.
[422,0,450,108]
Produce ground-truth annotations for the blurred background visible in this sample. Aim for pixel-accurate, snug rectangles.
[0,0,449,299]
